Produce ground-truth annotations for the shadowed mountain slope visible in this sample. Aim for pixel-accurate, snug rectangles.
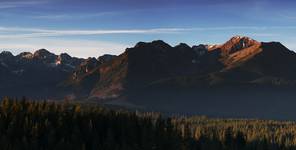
[1,36,296,119]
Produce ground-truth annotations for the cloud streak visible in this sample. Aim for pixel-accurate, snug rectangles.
[31,12,118,20]
[0,1,45,9]
[0,26,295,39]
[0,25,295,57]
[0,27,191,39]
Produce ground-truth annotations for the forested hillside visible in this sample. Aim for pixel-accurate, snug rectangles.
[0,97,296,150]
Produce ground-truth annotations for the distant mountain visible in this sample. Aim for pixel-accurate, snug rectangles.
[0,49,84,97]
[61,54,117,98]
[69,36,296,120]
[80,36,296,99]
[1,36,296,119]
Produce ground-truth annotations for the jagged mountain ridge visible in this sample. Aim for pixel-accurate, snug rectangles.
[2,36,296,119]
[1,36,295,100]
[0,49,115,98]
[79,36,296,100]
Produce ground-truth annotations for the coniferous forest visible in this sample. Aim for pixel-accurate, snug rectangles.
[1,97,296,150]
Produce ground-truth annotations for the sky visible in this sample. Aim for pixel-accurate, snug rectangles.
[0,0,296,57]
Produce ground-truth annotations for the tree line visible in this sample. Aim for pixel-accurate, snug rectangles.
[0,97,296,150]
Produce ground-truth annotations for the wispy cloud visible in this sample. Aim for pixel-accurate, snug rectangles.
[0,25,295,57]
[0,27,190,39]
[0,26,294,39]
[32,12,118,20]
[0,1,45,9]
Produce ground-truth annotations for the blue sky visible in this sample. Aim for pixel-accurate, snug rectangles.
[0,0,296,57]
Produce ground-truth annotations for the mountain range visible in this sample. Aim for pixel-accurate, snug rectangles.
[1,36,296,119]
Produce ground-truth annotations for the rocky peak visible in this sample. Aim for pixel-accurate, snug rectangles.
[218,36,260,56]
[175,43,191,49]
[0,51,13,55]
[33,49,56,59]
[134,40,172,49]
[82,57,98,66]
[231,36,257,43]
[17,52,33,59]
[0,51,14,60]
[174,43,191,50]
[79,57,99,73]
[56,53,72,65]
[192,44,208,56]
[71,57,99,80]
[98,54,116,63]
[151,40,172,49]
[205,44,220,51]
[60,53,72,60]
[0,51,14,59]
